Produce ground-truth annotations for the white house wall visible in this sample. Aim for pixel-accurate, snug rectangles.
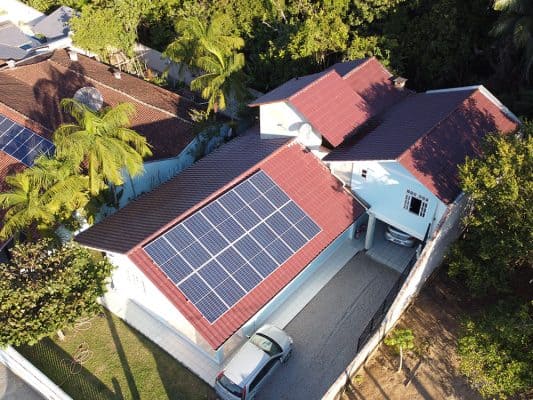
[331,160,447,240]
[259,102,319,139]
[103,252,217,358]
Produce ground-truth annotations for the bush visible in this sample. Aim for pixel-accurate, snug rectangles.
[458,301,533,399]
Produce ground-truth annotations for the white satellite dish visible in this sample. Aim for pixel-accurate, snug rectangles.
[297,122,321,147]
[74,86,103,111]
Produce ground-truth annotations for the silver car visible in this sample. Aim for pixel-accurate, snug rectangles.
[215,324,293,400]
[385,225,416,247]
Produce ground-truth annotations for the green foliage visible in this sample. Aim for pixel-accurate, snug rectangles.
[458,301,533,399]
[492,0,533,81]
[0,239,113,347]
[0,157,88,240]
[384,328,415,352]
[448,132,533,295]
[54,99,152,197]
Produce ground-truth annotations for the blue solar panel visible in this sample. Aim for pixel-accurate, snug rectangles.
[198,260,229,287]
[233,205,260,230]
[0,114,55,166]
[296,218,321,240]
[249,251,278,278]
[165,225,195,251]
[196,292,228,323]
[143,170,321,324]
[234,235,261,260]
[180,241,210,269]
[233,264,262,291]
[144,238,176,265]
[266,239,293,264]
[214,277,245,306]
[161,255,193,283]
[183,213,212,237]
[266,212,292,236]
[179,274,210,303]
[201,202,230,226]
[281,227,308,252]
[249,195,275,219]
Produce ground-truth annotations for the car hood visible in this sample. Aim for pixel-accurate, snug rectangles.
[257,324,292,350]
[224,341,270,387]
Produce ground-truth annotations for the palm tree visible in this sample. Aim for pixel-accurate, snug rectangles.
[491,0,533,80]
[0,157,88,240]
[191,49,248,114]
[53,99,152,196]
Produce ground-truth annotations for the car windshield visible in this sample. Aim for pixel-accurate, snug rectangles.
[250,333,282,356]
[218,374,242,397]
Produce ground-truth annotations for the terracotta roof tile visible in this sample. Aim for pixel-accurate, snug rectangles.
[0,50,201,160]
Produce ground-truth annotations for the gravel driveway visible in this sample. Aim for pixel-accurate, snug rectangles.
[258,252,399,400]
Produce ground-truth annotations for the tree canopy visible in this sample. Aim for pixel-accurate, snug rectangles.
[0,239,113,347]
[448,130,532,295]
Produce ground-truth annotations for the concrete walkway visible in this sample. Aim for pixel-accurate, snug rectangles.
[259,252,400,400]
[0,363,42,400]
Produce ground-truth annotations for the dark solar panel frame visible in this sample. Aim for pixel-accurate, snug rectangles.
[0,115,55,166]
[143,170,321,324]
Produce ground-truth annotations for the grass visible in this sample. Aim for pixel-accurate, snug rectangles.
[17,309,215,400]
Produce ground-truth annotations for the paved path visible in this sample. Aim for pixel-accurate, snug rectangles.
[0,363,42,400]
[259,252,399,400]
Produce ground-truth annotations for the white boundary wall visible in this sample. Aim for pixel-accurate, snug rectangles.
[323,193,469,400]
[0,347,71,400]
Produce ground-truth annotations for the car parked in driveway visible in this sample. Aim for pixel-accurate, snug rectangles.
[215,324,293,400]
[385,225,416,247]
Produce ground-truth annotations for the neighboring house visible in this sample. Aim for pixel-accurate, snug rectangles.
[75,126,365,378]
[0,4,74,66]
[0,49,206,254]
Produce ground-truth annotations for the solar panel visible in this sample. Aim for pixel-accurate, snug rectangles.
[143,170,321,323]
[0,115,55,166]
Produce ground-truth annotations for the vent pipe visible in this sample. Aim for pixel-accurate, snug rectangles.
[68,51,78,61]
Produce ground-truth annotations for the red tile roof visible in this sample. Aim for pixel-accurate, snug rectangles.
[325,87,520,203]
[398,89,519,203]
[249,58,406,147]
[0,50,202,160]
[76,128,363,349]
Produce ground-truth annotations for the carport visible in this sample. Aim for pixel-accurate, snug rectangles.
[258,252,400,400]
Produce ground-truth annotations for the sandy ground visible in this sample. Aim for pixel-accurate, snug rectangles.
[342,271,483,400]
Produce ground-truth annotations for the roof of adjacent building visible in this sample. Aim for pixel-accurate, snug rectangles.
[325,87,520,203]
[249,57,407,147]
[76,127,363,348]
[30,6,74,41]
[0,21,40,61]
[0,49,202,160]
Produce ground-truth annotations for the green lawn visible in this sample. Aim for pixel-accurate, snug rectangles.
[17,309,215,400]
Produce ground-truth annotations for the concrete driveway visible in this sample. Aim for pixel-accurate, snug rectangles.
[259,252,399,400]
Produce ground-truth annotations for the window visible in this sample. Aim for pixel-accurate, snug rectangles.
[250,359,278,392]
[361,169,367,179]
[404,190,428,217]
[250,333,282,356]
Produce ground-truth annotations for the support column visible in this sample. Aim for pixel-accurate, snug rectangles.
[365,213,376,250]
[214,346,225,364]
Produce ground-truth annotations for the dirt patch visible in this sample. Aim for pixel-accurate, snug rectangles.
[342,270,483,400]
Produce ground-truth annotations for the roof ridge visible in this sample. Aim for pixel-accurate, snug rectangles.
[397,88,479,163]
[47,55,193,125]
[126,135,296,253]
[289,69,340,100]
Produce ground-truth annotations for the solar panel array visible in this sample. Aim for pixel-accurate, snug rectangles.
[0,115,55,166]
[144,170,321,323]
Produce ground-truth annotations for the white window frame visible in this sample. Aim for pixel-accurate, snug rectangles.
[404,189,428,217]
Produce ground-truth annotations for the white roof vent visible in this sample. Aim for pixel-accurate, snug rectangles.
[297,123,321,148]
[74,86,103,111]
[7,59,16,69]
[68,50,78,61]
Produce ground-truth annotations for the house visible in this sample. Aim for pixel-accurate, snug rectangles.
[0,49,207,254]
[0,4,74,66]
[74,57,518,386]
